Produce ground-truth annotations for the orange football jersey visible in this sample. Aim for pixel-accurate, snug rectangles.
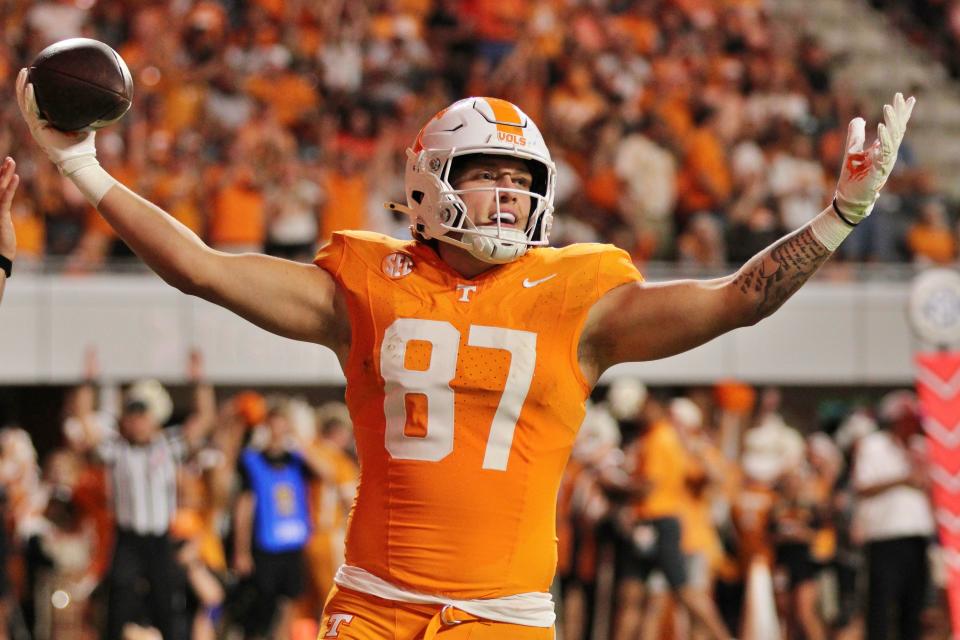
[314,231,642,598]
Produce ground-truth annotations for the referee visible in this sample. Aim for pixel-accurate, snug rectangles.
[82,378,214,640]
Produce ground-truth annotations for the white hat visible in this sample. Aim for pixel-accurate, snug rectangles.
[670,397,703,431]
[606,378,648,422]
[834,409,877,451]
[125,379,173,426]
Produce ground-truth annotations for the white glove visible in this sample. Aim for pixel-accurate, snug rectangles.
[15,68,99,177]
[16,68,117,204]
[833,92,916,224]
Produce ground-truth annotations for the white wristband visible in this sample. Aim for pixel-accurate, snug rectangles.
[808,205,856,251]
[66,162,118,206]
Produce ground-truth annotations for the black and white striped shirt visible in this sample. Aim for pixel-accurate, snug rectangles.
[97,428,186,536]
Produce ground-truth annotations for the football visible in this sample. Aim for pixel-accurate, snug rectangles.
[28,38,133,132]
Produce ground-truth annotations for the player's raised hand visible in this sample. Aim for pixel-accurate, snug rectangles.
[187,347,205,382]
[0,157,18,261]
[834,92,916,224]
[15,68,98,175]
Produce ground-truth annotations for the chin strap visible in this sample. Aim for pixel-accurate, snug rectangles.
[470,233,526,264]
[386,200,527,263]
[385,201,414,216]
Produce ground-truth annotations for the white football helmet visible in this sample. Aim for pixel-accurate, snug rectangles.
[392,97,557,264]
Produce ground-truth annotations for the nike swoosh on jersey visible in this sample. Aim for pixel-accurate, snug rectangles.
[522,273,558,288]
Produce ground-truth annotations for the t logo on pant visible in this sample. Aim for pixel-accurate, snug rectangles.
[324,613,354,637]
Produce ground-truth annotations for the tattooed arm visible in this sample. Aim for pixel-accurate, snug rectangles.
[578,218,834,379]
[731,225,832,318]
[577,93,913,381]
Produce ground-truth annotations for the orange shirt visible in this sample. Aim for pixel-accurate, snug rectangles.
[630,420,689,519]
[679,448,723,564]
[245,72,319,128]
[162,83,205,134]
[677,127,732,215]
[308,442,358,533]
[584,167,622,214]
[908,224,956,264]
[314,231,642,598]
[12,209,44,259]
[463,0,529,41]
[254,0,284,19]
[210,180,265,247]
[320,172,368,243]
[608,14,660,55]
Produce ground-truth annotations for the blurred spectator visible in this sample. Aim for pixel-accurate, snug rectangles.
[767,130,827,231]
[675,105,733,226]
[26,0,89,44]
[559,402,622,640]
[726,202,785,265]
[298,402,358,621]
[208,162,265,254]
[907,198,957,264]
[232,399,331,640]
[462,0,527,71]
[670,398,730,640]
[22,449,98,640]
[0,431,35,640]
[77,375,215,640]
[678,214,726,269]
[614,396,733,640]
[60,353,116,602]
[769,468,828,640]
[319,151,369,244]
[168,511,225,640]
[837,193,910,263]
[547,60,608,144]
[852,390,935,640]
[743,389,806,482]
[264,160,322,262]
[583,119,627,233]
[426,0,475,97]
[614,117,678,261]
[170,355,228,640]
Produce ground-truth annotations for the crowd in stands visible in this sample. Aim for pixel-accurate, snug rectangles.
[0,351,948,639]
[871,0,960,79]
[0,0,955,272]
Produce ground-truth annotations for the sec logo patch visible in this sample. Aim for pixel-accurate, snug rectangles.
[382,252,414,279]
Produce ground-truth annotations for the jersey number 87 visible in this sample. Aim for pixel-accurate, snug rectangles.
[380,318,537,471]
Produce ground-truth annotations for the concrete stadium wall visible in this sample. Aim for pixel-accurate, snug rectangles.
[0,274,918,385]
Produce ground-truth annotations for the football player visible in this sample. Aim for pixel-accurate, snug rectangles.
[16,68,913,638]
[0,157,18,305]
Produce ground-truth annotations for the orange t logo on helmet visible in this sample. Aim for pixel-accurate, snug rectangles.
[485,98,527,146]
